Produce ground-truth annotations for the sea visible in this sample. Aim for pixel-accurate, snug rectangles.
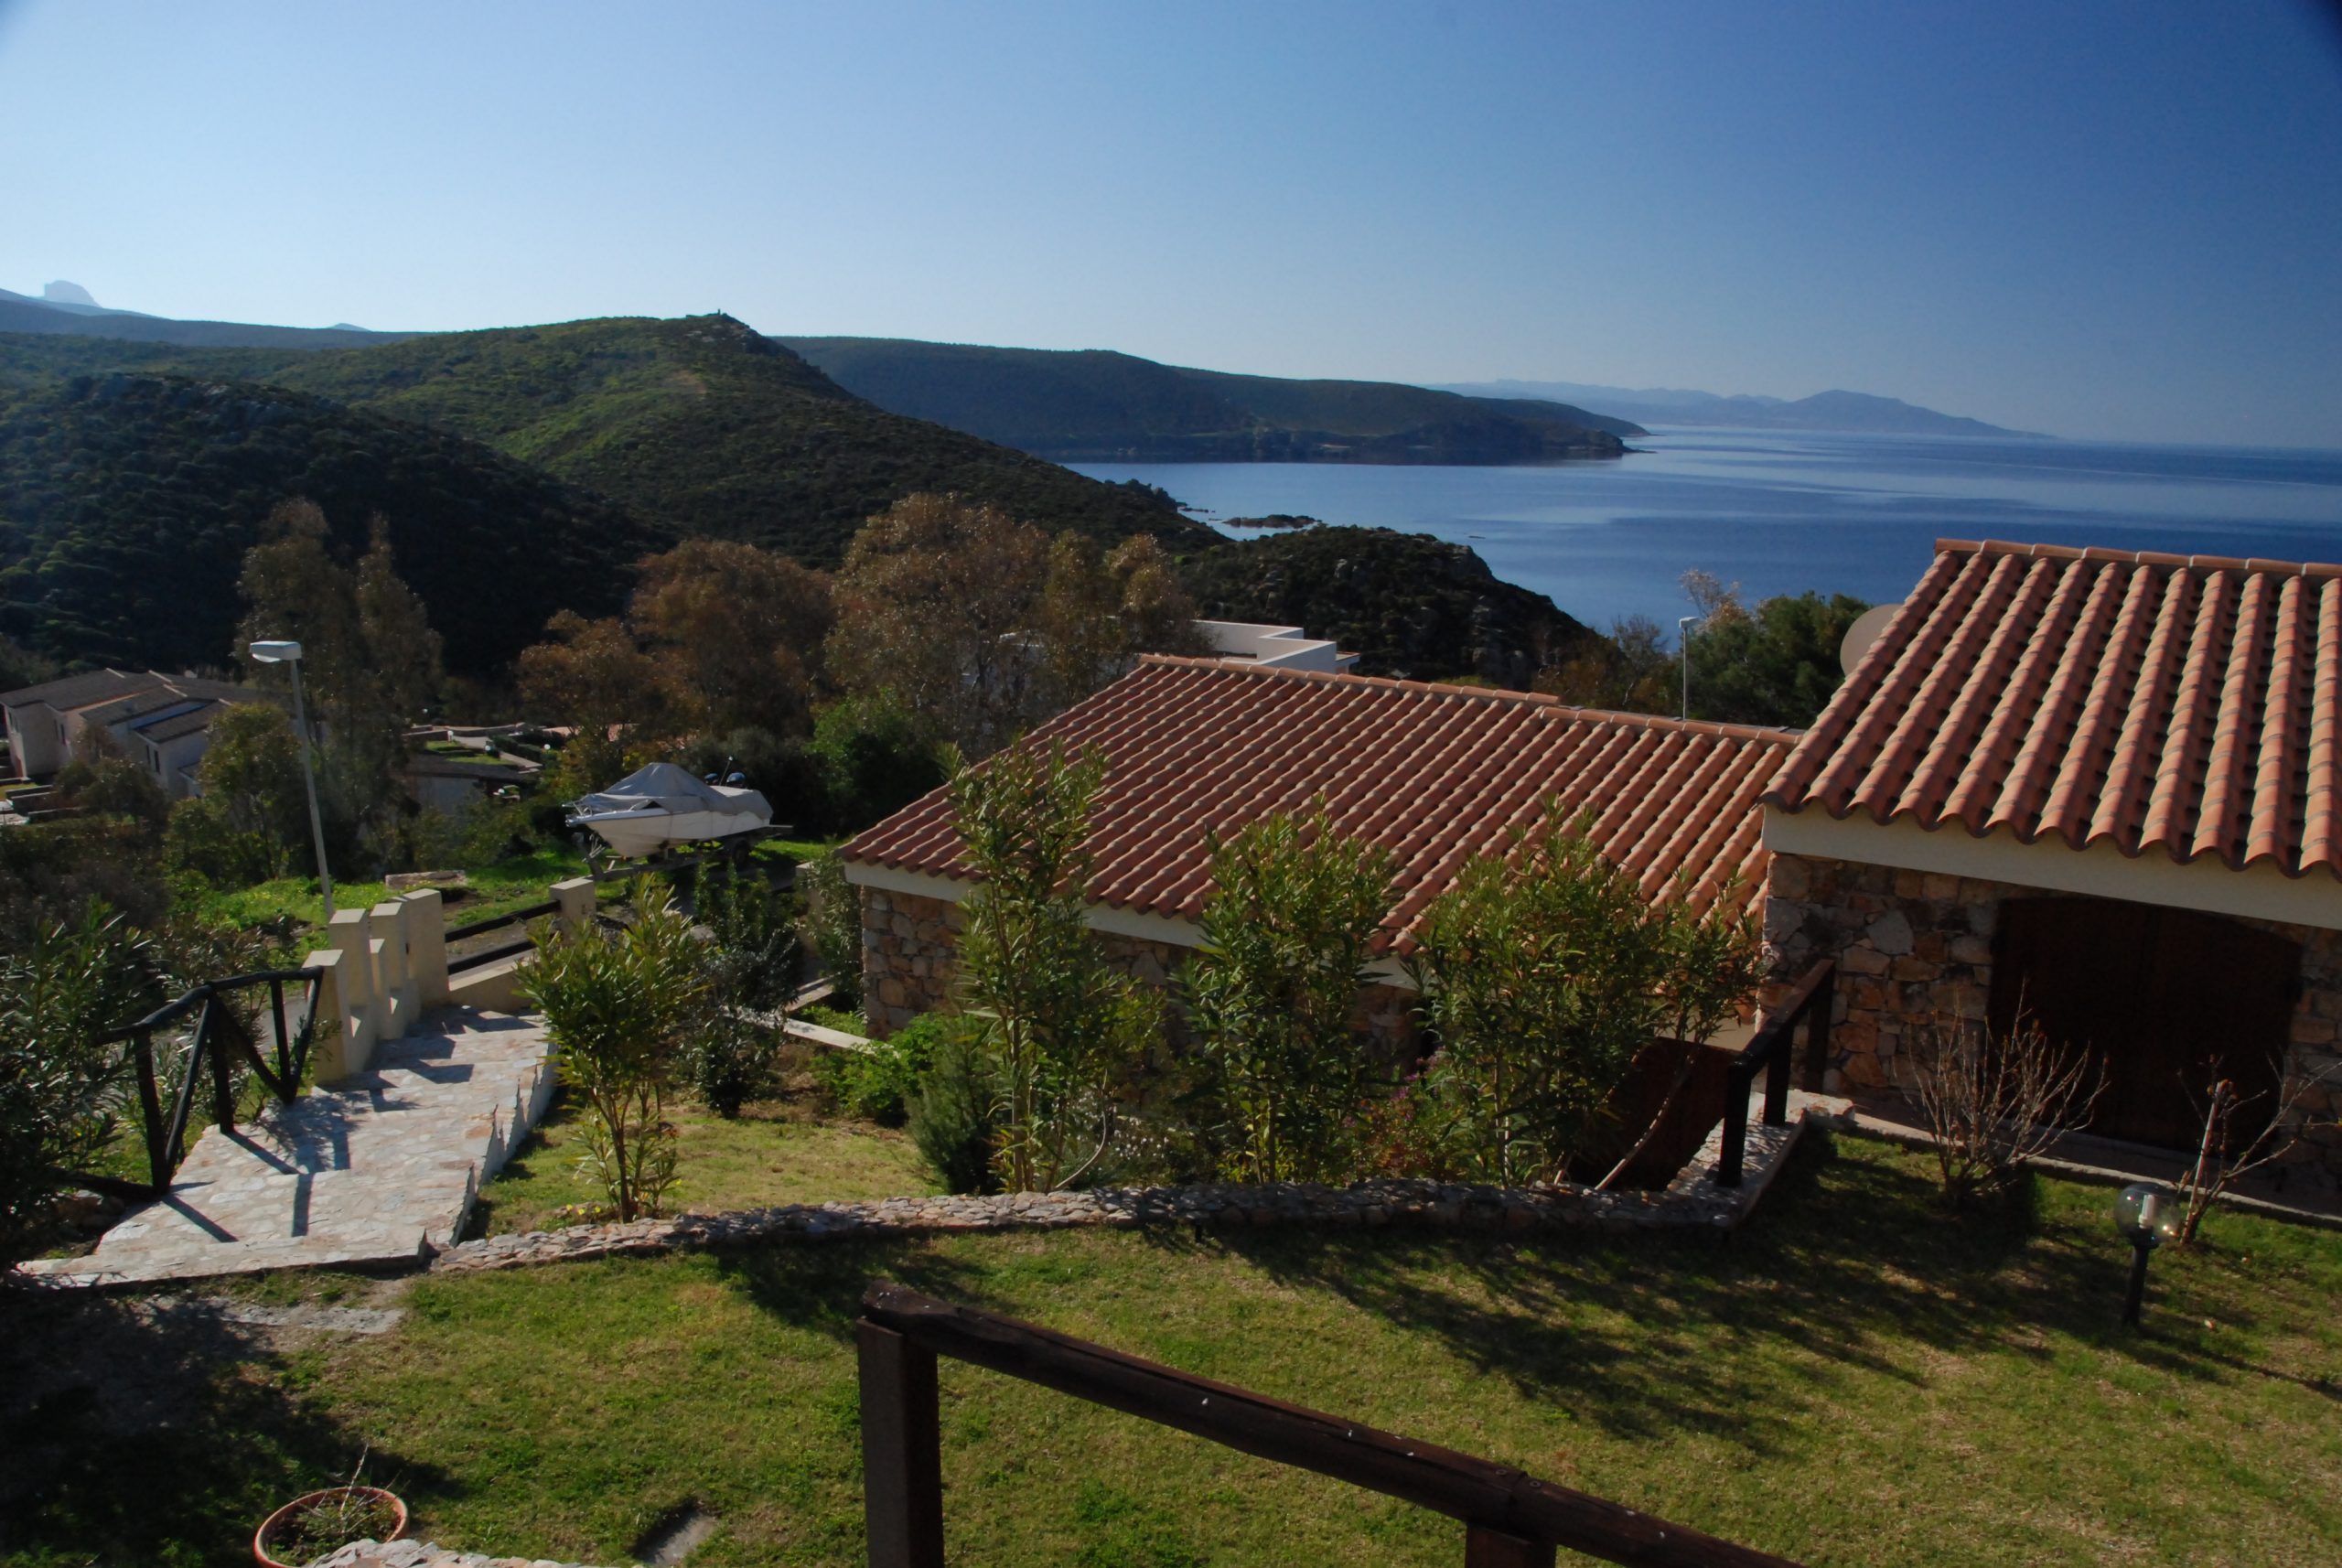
[1072,429,2342,633]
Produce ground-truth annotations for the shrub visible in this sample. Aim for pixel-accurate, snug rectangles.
[797,851,864,1011]
[524,894,707,1219]
[1905,1011,2104,1210]
[819,1012,955,1126]
[0,910,159,1264]
[1181,805,1395,1183]
[908,1023,1000,1195]
[1405,802,1758,1186]
[951,742,1165,1192]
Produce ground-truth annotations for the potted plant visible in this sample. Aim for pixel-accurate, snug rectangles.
[252,1480,407,1568]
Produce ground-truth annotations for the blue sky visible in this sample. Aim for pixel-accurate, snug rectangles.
[2,1,2338,445]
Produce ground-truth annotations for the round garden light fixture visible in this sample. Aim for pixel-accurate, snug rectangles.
[2112,1181,2179,1327]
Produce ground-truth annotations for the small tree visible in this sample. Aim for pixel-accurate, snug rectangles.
[1405,804,1707,1186]
[951,741,1164,1191]
[1182,806,1395,1183]
[798,851,865,1012]
[2166,1055,2339,1245]
[1903,1009,2103,1209]
[524,895,707,1219]
[1594,875,1763,1189]
[0,910,158,1264]
[686,863,800,1117]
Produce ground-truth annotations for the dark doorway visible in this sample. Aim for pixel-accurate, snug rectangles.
[1987,896,2297,1151]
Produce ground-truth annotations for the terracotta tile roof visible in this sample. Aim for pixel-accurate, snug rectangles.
[842,656,1793,948]
[1766,538,2342,879]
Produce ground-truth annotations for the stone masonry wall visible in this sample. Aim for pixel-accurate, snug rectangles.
[1763,850,2342,1181]
[860,886,962,1034]
[857,885,1420,1053]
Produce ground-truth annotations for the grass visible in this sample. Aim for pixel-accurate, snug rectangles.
[467,1085,937,1237]
[178,846,595,939]
[8,1133,2341,1568]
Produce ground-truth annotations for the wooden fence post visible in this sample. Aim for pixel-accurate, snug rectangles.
[1466,1522,1557,1568]
[858,1319,945,1568]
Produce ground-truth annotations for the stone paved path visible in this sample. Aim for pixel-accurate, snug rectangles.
[25,1007,554,1287]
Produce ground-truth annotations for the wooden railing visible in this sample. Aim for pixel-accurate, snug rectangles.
[1712,959,1835,1188]
[57,967,325,1201]
[444,900,560,974]
[856,1283,1804,1568]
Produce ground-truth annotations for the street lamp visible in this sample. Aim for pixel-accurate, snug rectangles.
[1677,616,1699,720]
[2112,1182,2179,1327]
[248,639,336,920]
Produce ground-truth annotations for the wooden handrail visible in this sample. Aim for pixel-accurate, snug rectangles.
[52,966,327,1199]
[857,1283,1803,1568]
[1713,959,1835,1188]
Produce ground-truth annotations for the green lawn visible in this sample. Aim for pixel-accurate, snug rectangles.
[180,846,596,939]
[468,1088,938,1236]
[8,1133,2340,1568]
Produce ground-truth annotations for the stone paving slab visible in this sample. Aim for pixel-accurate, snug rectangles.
[22,1007,554,1287]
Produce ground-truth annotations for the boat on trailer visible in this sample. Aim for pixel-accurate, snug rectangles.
[565,762,772,859]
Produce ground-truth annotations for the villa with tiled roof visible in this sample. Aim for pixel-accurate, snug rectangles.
[842,654,1796,1036]
[1764,539,2342,1175]
[842,542,2342,1185]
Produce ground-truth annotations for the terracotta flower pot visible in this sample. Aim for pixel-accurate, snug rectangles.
[252,1485,409,1568]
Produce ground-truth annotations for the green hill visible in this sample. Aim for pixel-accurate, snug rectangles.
[1180,526,1602,684]
[264,316,1216,564]
[0,371,665,675]
[779,337,1643,463]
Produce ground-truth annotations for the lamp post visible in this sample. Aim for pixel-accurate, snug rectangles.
[1677,615,1699,720]
[2112,1182,2178,1327]
[248,639,335,920]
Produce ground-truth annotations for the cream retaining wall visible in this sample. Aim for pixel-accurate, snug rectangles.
[1763,850,2342,1179]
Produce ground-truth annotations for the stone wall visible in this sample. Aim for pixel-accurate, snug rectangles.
[860,886,962,1034]
[857,885,1420,1052]
[432,1104,1812,1277]
[1763,850,2341,1178]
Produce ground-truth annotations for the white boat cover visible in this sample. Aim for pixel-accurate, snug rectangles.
[571,763,770,823]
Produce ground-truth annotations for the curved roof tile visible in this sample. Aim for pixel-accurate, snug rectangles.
[843,657,1794,948]
[1764,539,2342,880]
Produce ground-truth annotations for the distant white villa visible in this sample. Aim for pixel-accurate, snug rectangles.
[1192,618,1358,673]
[1,669,268,797]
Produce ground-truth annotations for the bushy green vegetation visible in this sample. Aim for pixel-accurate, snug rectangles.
[1184,807,1396,1183]
[267,315,1217,568]
[951,744,1166,1193]
[0,368,663,675]
[1181,525,1604,684]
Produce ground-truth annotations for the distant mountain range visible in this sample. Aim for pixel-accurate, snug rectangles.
[0,285,406,351]
[1433,379,2047,438]
[779,338,1642,464]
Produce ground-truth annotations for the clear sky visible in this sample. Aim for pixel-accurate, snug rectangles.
[3,1,2339,445]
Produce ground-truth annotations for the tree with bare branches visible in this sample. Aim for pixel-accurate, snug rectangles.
[1903,1011,2103,1208]
[2166,1055,2339,1245]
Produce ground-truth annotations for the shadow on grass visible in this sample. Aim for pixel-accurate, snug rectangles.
[0,1286,452,1568]
[701,1132,2328,1471]
[1127,1133,2208,1455]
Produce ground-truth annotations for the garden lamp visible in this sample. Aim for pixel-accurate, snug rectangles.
[249,639,336,920]
[2112,1182,2178,1327]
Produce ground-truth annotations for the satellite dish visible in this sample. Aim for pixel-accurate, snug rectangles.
[1840,603,1902,676]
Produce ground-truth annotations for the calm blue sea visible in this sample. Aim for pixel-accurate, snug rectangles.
[1073,430,2342,632]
